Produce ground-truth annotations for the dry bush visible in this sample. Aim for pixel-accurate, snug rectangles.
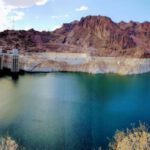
[109,123,150,150]
[0,136,18,150]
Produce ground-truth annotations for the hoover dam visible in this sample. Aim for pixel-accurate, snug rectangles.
[0,49,19,72]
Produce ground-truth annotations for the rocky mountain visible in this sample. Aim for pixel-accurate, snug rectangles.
[0,15,150,58]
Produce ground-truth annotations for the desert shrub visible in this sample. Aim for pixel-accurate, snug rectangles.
[109,123,150,150]
[0,136,19,150]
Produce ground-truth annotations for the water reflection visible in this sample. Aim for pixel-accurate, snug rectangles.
[0,70,19,82]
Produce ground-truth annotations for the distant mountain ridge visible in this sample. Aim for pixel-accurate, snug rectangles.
[0,15,150,58]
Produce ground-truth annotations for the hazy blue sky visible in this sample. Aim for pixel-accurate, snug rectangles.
[0,0,150,31]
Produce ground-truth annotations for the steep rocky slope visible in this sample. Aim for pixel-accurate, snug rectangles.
[0,15,150,57]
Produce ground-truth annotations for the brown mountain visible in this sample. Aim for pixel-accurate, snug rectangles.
[0,15,150,58]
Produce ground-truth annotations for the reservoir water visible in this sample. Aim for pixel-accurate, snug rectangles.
[0,72,150,150]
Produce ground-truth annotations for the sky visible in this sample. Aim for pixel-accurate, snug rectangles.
[0,0,150,31]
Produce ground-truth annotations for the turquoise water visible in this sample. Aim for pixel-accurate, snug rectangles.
[0,72,150,150]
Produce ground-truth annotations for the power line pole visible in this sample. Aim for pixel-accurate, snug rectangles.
[12,16,15,30]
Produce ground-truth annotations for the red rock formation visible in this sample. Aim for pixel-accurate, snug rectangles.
[0,15,150,57]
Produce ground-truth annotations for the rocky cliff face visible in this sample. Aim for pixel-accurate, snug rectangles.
[0,15,150,57]
[0,29,53,53]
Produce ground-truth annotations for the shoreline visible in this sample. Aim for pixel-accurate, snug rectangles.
[2,52,150,75]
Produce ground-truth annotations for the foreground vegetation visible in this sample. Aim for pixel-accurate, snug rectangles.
[109,123,150,150]
[1,124,150,150]
[0,136,18,150]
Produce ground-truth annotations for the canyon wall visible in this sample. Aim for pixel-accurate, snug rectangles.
[0,15,150,58]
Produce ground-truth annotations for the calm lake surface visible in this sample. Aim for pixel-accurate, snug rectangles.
[0,72,150,150]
